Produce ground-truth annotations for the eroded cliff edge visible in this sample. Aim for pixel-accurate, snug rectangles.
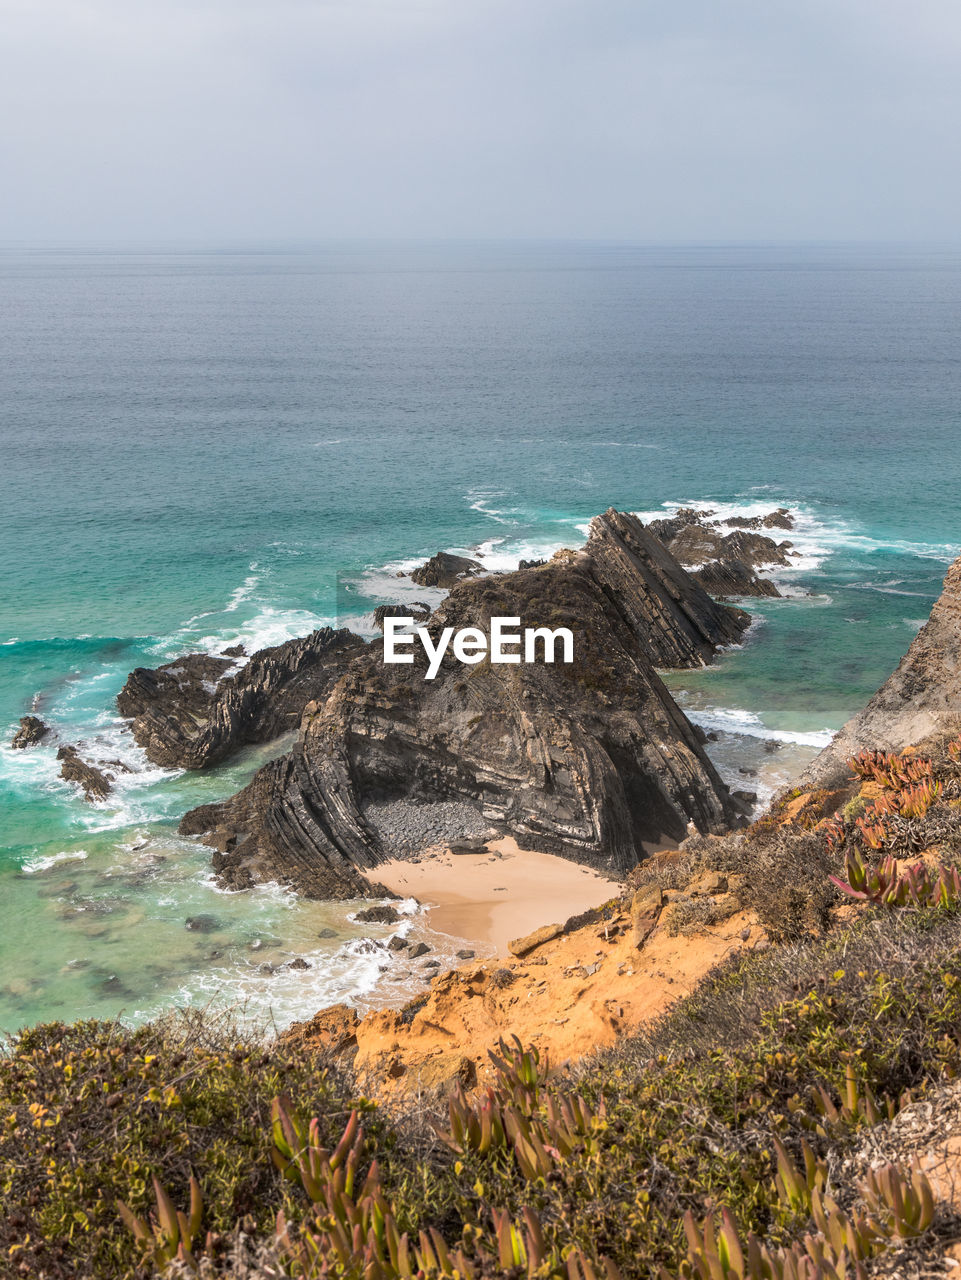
[806,552,961,785]
[178,510,750,898]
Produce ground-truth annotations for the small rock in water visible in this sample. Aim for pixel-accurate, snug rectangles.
[455,949,476,960]
[317,927,339,939]
[387,935,409,951]
[287,957,311,970]
[185,914,222,933]
[355,905,401,925]
[408,941,430,959]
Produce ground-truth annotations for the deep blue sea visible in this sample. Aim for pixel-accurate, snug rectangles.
[2,241,959,1033]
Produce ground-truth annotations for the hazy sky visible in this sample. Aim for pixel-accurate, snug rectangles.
[3,0,960,240]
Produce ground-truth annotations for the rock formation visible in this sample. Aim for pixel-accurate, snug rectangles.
[806,551,961,784]
[11,716,49,749]
[56,746,113,802]
[117,628,364,770]
[372,603,431,631]
[646,507,792,598]
[179,510,748,899]
[409,551,483,589]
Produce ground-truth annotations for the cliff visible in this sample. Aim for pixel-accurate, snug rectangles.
[179,511,750,898]
[806,551,961,784]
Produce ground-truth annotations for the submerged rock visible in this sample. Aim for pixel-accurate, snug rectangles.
[117,627,365,770]
[178,510,746,898]
[11,716,50,749]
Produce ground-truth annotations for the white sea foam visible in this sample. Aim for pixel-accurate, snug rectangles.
[21,848,89,874]
[684,703,835,749]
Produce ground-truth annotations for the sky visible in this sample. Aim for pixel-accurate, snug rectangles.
[2,0,961,241]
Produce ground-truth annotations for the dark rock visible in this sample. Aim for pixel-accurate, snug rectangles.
[355,904,401,925]
[180,510,746,898]
[408,942,430,959]
[732,789,757,806]
[692,559,781,600]
[222,644,246,657]
[387,935,409,951]
[287,957,311,970]
[373,603,431,631]
[117,627,365,770]
[518,558,546,571]
[12,716,50,749]
[738,767,758,777]
[647,509,794,598]
[185,914,222,933]
[317,927,339,939]
[56,746,112,801]
[456,949,476,960]
[410,551,483,589]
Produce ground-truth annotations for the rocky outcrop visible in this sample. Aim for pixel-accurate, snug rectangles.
[646,508,791,598]
[372,603,431,631]
[57,746,113,802]
[806,552,961,785]
[179,510,747,898]
[117,628,364,770]
[691,559,780,600]
[409,552,483,589]
[11,716,50,749]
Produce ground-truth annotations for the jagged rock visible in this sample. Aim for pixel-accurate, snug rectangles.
[373,603,430,631]
[691,559,781,600]
[11,716,49,749]
[456,949,476,960]
[117,627,364,770]
[287,957,312,970]
[56,746,112,801]
[387,935,409,951]
[221,644,246,658]
[806,551,961,784]
[179,510,746,898]
[408,942,431,959]
[518,558,546,570]
[646,508,793,598]
[409,551,483,589]
[355,905,402,925]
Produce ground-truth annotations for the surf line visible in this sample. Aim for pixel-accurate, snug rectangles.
[382,616,574,681]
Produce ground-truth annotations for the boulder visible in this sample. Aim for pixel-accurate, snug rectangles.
[11,716,49,749]
[509,923,564,957]
[409,552,483,589]
[373,603,431,631]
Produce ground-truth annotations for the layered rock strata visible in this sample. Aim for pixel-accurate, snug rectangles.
[179,510,748,899]
[117,628,364,770]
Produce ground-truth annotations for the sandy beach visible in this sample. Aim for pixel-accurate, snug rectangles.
[363,836,622,954]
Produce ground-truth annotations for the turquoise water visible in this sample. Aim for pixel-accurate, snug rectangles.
[2,241,959,1032]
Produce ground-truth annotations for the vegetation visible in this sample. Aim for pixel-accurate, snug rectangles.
[6,739,961,1276]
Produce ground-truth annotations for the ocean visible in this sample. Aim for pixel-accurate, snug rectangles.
[1,240,959,1034]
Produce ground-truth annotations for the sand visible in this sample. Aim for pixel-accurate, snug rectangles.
[363,836,621,954]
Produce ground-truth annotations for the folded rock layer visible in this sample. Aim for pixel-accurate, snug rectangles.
[180,511,748,898]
